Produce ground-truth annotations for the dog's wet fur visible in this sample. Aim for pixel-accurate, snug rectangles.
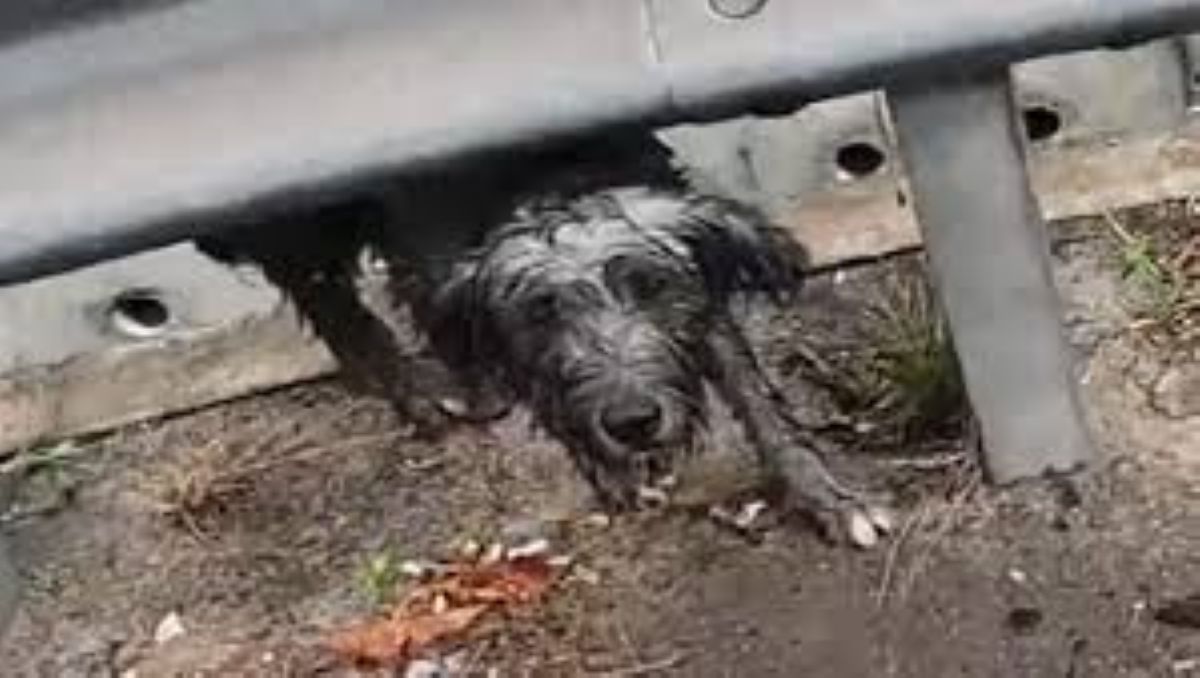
[196,131,891,545]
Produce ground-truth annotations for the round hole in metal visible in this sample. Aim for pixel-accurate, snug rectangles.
[108,289,172,339]
[835,142,887,179]
[709,0,768,19]
[1022,106,1063,142]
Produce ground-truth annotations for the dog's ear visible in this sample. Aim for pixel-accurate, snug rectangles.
[679,198,810,302]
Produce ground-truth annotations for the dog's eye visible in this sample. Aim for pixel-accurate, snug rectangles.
[628,269,669,302]
[524,292,560,325]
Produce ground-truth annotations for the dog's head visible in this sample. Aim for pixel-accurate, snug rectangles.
[429,187,807,506]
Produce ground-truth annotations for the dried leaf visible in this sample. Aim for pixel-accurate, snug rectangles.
[327,555,560,667]
[328,604,488,665]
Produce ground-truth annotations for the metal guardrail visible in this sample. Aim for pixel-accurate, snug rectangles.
[0,0,1199,284]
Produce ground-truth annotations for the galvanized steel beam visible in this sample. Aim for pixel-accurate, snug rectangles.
[1,0,1200,284]
[888,71,1095,483]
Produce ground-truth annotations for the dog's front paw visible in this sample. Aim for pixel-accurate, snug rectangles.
[770,448,895,548]
[435,384,513,424]
[389,390,456,439]
[824,499,896,549]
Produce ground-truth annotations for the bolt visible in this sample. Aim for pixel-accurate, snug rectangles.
[709,0,767,20]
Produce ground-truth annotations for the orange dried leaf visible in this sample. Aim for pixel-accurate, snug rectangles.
[444,556,557,605]
[328,603,488,666]
[327,555,561,667]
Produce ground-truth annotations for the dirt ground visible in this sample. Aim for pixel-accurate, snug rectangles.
[0,203,1197,677]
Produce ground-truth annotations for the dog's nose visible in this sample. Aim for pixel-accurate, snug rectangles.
[601,398,663,447]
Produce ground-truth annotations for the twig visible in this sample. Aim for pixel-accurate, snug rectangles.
[897,466,981,600]
[0,442,87,478]
[595,652,686,677]
[228,430,403,477]
[877,452,968,471]
[874,500,932,608]
[1101,210,1137,246]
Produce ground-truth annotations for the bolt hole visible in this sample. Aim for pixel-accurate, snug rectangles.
[108,289,171,339]
[708,0,768,19]
[834,142,887,180]
[1023,106,1063,143]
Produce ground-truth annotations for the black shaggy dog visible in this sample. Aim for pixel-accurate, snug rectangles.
[197,130,891,546]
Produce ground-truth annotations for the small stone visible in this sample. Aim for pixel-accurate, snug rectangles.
[547,554,573,568]
[153,612,186,645]
[406,652,467,678]
[457,539,482,560]
[501,516,561,545]
[1152,365,1200,419]
[571,565,601,586]
[1154,594,1200,629]
[1173,658,1199,674]
[581,513,611,529]
[1008,569,1028,585]
[1005,607,1044,634]
[399,559,436,579]
[405,658,446,678]
[431,593,449,615]
[481,543,506,564]
[507,538,551,560]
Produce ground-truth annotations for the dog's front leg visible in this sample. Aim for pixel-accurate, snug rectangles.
[703,317,892,547]
[255,262,455,438]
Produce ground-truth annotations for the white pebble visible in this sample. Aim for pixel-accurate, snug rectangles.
[431,593,449,614]
[507,538,551,559]
[481,543,506,564]
[153,611,186,645]
[1173,658,1198,674]
[581,513,612,529]
[547,554,573,568]
[400,560,434,579]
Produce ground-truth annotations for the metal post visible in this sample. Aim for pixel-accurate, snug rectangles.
[0,536,16,637]
[886,69,1094,483]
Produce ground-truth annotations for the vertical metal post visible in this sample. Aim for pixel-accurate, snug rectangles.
[0,536,16,637]
[886,69,1094,483]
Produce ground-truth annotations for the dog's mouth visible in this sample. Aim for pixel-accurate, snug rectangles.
[542,377,705,510]
[585,420,696,510]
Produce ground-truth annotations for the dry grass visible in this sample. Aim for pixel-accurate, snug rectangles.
[136,440,254,537]
[136,421,400,538]
[874,453,983,608]
[1103,208,1199,351]
[806,258,969,446]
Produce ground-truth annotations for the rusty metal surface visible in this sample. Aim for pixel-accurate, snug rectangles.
[1,0,1200,284]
